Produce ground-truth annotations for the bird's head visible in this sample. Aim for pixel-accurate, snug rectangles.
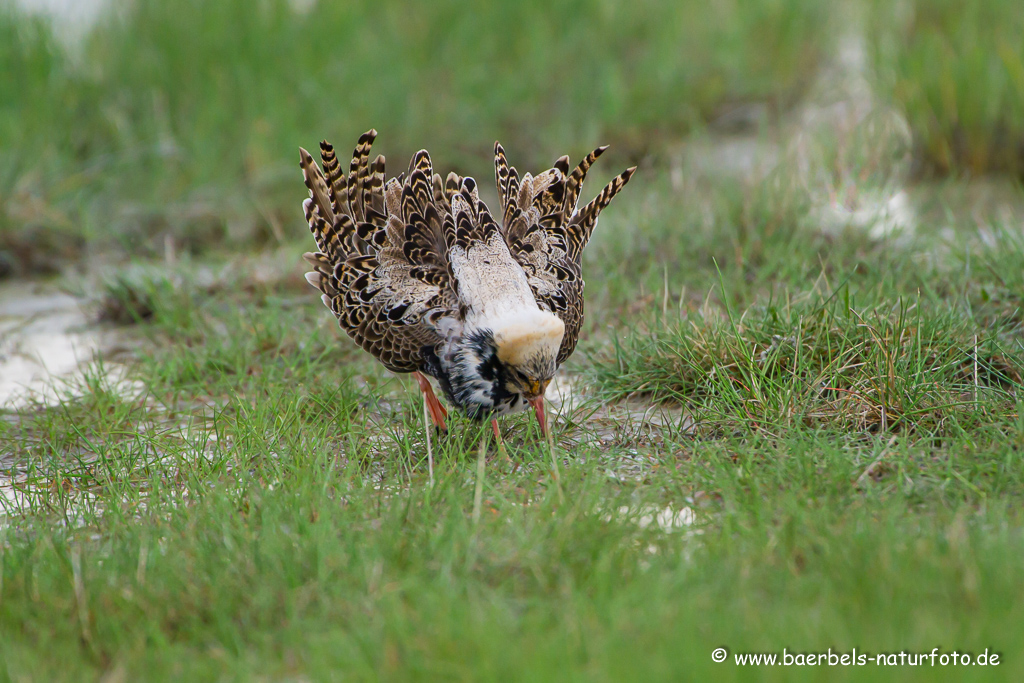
[492,309,565,400]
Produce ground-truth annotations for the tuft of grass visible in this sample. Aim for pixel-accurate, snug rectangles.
[588,200,1024,436]
[866,0,1024,176]
[590,287,1021,436]
[93,270,177,325]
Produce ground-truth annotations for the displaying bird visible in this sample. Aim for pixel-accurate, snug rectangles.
[299,130,634,444]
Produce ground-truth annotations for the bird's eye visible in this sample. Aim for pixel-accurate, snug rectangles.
[509,369,534,390]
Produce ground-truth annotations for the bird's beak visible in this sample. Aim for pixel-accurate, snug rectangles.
[529,395,547,436]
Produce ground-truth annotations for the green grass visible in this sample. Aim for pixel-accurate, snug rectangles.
[5,0,1024,272]
[2,442,1023,681]
[3,0,1024,679]
[586,161,1023,438]
[0,5,93,276]
[866,0,1024,176]
[2,299,1024,680]
[587,241,1024,433]
[0,0,831,272]
[592,291,1021,434]
[3,165,1024,679]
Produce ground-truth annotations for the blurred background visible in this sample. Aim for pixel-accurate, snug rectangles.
[1,0,1020,278]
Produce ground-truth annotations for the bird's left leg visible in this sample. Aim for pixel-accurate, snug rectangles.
[412,371,447,432]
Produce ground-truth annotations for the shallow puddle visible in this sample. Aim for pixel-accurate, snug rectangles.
[0,282,114,409]
[547,373,693,456]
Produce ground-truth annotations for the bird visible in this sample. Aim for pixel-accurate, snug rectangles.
[299,130,634,447]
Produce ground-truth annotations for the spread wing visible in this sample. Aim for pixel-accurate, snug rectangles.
[494,142,635,364]
[300,131,460,373]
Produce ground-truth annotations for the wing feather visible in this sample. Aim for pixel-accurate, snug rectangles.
[300,132,460,373]
[495,142,635,363]
[302,132,634,373]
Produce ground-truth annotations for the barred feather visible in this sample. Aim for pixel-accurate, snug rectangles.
[300,130,634,424]
[493,142,634,363]
[300,131,459,373]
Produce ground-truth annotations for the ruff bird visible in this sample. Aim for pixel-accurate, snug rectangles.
[300,130,634,442]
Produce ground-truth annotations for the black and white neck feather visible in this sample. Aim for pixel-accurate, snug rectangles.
[424,302,564,420]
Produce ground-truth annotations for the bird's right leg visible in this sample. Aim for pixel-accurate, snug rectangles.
[413,371,448,432]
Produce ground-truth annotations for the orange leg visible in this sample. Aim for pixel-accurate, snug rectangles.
[413,371,448,432]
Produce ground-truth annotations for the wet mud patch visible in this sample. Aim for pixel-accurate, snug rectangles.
[0,281,120,409]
